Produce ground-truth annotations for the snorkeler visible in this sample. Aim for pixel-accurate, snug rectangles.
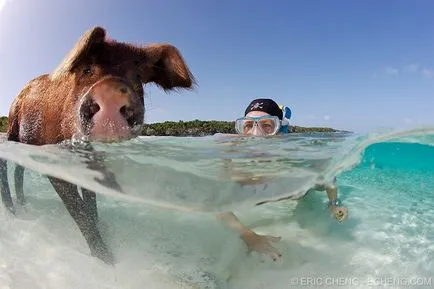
[217,98,348,261]
[234,98,291,136]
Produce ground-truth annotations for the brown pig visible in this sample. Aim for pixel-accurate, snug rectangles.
[0,26,195,264]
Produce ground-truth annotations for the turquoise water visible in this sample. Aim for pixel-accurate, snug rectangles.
[0,128,433,289]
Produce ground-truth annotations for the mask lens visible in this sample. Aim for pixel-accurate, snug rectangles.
[235,119,248,135]
[258,118,278,134]
[243,120,254,134]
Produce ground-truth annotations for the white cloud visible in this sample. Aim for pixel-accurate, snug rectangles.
[374,64,434,79]
[422,68,433,78]
[385,66,399,75]
[403,63,434,78]
[324,115,330,121]
[0,0,12,14]
[0,0,6,12]
[404,63,420,73]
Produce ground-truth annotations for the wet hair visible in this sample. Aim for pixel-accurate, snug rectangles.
[244,98,283,120]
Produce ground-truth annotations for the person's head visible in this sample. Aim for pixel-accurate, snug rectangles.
[235,98,288,136]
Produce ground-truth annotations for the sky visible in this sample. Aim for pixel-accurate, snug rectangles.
[0,0,433,134]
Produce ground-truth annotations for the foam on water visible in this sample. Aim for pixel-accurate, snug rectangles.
[0,128,434,289]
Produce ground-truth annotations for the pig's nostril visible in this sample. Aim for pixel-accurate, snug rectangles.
[120,105,137,126]
[79,97,100,125]
[89,103,100,116]
[120,105,134,118]
[120,105,129,118]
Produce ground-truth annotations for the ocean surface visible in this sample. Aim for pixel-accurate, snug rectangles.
[0,128,433,289]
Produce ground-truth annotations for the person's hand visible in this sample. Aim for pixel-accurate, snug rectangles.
[330,205,348,222]
[240,229,282,261]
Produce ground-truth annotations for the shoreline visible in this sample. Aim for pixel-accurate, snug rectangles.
[1,118,351,137]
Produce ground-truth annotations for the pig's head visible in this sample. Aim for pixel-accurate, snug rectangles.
[49,26,195,143]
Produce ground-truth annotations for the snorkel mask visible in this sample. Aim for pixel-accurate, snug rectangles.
[235,115,281,136]
[236,98,292,136]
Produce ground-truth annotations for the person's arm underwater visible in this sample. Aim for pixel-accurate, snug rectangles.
[313,178,348,222]
[216,211,282,261]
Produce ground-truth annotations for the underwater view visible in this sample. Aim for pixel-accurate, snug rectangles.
[0,128,433,289]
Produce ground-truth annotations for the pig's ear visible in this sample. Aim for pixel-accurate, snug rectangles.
[141,44,196,91]
[51,26,106,79]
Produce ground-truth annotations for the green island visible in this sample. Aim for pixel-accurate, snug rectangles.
[1,116,348,136]
[0,116,6,133]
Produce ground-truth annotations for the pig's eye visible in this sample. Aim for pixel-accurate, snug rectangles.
[83,66,93,76]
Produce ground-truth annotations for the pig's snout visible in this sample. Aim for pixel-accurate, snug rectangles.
[79,77,141,142]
